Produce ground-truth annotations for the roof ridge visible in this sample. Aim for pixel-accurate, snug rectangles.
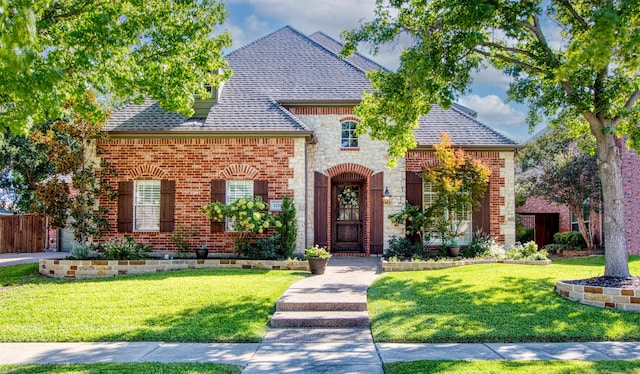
[448,105,518,145]
[226,25,297,58]
[309,31,387,73]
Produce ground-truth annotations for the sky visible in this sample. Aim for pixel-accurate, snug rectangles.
[222,0,546,143]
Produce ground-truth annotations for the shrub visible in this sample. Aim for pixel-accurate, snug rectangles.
[543,243,565,254]
[275,195,297,259]
[385,235,424,260]
[553,231,586,249]
[170,226,198,258]
[103,237,152,260]
[506,241,548,260]
[233,236,279,259]
[69,244,91,259]
[463,230,491,258]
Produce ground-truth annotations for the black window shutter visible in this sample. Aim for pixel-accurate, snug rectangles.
[160,180,175,232]
[406,171,423,206]
[472,183,491,234]
[210,180,226,233]
[117,181,133,232]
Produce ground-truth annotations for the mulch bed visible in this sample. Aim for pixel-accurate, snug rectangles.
[564,276,640,289]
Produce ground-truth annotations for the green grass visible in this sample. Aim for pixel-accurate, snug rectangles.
[0,263,41,287]
[384,360,640,374]
[0,363,241,373]
[369,255,640,343]
[0,265,305,342]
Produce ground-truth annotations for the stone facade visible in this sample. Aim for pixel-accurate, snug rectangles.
[291,107,405,253]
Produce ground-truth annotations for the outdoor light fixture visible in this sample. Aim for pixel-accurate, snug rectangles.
[383,186,392,206]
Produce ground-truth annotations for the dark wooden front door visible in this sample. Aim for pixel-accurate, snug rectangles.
[332,182,363,252]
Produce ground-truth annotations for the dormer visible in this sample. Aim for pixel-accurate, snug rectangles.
[192,70,226,119]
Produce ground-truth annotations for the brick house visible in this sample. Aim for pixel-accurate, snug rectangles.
[517,136,640,255]
[97,26,519,256]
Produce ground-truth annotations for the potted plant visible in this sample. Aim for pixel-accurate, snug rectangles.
[304,245,331,275]
[195,243,208,259]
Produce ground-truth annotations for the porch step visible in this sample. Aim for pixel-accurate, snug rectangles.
[276,291,368,312]
[270,311,370,328]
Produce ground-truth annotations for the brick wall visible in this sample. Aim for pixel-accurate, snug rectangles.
[516,196,572,233]
[622,144,640,254]
[97,137,302,253]
[406,150,515,246]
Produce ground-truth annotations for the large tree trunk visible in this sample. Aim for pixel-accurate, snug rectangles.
[595,132,630,277]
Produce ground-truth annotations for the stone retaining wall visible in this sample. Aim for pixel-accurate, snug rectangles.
[556,280,640,313]
[382,258,551,272]
[39,259,309,279]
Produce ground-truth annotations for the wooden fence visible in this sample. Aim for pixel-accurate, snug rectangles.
[0,215,46,253]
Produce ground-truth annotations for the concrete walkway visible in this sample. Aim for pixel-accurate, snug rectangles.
[1,255,640,372]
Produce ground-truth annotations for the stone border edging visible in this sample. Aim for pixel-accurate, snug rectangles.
[382,258,551,272]
[556,280,640,313]
[39,258,310,279]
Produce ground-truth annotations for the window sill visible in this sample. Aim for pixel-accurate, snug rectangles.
[340,148,360,152]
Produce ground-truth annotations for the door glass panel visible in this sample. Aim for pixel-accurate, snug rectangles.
[337,185,360,221]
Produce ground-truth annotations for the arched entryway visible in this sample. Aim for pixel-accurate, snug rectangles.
[332,173,365,252]
[314,163,384,256]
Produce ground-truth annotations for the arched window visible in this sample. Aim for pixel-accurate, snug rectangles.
[341,121,359,148]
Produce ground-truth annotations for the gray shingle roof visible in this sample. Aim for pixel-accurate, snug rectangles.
[414,105,517,147]
[308,31,384,73]
[104,25,517,147]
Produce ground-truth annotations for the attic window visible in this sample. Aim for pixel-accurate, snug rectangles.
[341,121,359,148]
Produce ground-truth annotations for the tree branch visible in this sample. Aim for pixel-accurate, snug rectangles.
[480,42,537,60]
[556,0,590,30]
[474,48,545,74]
[612,89,640,126]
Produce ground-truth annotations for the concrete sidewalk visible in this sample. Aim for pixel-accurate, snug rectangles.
[1,340,639,366]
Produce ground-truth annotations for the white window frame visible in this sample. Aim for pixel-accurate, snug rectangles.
[134,180,161,232]
[341,121,359,148]
[423,181,472,245]
[226,180,254,231]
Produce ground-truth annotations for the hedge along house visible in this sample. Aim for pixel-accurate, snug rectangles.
[98,26,519,256]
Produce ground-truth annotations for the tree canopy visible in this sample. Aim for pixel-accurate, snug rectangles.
[1,0,231,134]
[517,128,600,250]
[343,0,640,277]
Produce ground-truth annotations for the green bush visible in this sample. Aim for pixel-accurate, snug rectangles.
[385,236,424,260]
[506,241,548,260]
[103,237,152,260]
[69,244,91,259]
[543,243,565,254]
[553,231,586,249]
[275,195,297,259]
[170,226,198,258]
[463,230,491,258]
[234,236,278,259]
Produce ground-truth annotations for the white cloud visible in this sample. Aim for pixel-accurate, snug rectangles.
[458,94,527,128]
[471,65,513,91]
[223,14,272,51]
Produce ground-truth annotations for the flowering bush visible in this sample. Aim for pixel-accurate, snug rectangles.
[304,245,331,260]
[201,196,281,235]
[506,241,548,260]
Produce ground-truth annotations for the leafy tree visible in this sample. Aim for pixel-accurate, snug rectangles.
[517,129,601,251]
[1,0,231,134]
[0,124,55,212]
[423,133,491,246]
[342,0,639,277]
[30,110,117,245]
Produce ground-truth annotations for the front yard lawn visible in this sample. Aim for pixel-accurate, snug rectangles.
[0,264,305,342]
[0,363,241,374]
[369,255,640,343]
[385,360,640,374]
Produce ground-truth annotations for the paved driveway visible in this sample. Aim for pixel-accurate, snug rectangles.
[0,252,64,267]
